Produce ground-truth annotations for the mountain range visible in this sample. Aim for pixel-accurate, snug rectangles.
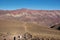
[0,8,60,27]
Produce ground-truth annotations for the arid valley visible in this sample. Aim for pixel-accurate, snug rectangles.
[0,9,60,40]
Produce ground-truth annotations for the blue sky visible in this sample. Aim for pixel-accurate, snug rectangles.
[0,0,60,10]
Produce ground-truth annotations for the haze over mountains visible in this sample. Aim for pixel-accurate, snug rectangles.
[0,8,60,26]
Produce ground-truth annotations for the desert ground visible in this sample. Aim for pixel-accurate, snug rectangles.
[0,20,60,40]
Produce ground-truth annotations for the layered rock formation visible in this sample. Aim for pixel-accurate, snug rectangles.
[0,8,60,26]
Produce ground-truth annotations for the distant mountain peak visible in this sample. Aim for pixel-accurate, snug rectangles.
[16,8,29,10]
[21,8,28,10]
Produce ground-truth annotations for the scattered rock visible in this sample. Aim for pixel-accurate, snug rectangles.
[23,32,32,40]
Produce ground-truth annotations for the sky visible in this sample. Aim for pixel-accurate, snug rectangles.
[0,0,60,10]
